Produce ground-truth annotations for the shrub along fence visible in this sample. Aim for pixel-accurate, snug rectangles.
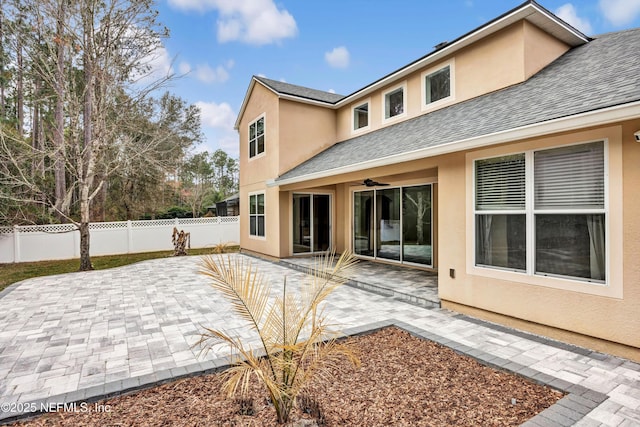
[0,217,239,263]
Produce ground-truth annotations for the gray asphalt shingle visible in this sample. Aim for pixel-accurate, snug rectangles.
[254,76,345,104]
[276,28,640,182]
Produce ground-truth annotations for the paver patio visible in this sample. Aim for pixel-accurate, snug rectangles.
[0,254,638,425]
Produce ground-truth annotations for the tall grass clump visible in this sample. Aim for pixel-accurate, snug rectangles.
[197,251,360,424]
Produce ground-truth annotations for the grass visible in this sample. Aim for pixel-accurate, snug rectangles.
[0,246,239,292]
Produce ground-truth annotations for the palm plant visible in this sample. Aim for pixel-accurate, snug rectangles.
[197,251,361,424]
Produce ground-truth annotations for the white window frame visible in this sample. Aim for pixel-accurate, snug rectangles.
[381,81,407,123]
[351,99,371,134]
[466,136,623,299]
[248,114,266,160]
[248,191,266,239]
[421,59,455,112]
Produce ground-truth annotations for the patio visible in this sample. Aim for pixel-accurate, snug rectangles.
[0,254,638,425]
[280,255,439,308]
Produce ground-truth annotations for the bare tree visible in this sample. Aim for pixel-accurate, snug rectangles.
[0,0,201,271]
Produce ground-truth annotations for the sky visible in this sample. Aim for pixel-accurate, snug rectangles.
[149,0,640,158]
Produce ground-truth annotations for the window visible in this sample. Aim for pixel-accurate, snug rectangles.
[383,83,406,120]
[424,65,451,104]
[422,62,453,109]
[249,193,265,237]
[353,184,432,266]
[474,141,606,283]
[353,102,369,131]
[249,116,265,158]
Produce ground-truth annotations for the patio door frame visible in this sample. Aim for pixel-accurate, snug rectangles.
[352,183,433,268]
[291,191,333,255]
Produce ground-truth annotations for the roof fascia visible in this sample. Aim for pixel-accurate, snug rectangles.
[334,1,589,108]
[234,77,336,129]
[234,77,280,130]
[270,101,640,188]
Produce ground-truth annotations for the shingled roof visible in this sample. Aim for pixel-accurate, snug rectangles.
[254,76,345,104]
[275,28,640,184]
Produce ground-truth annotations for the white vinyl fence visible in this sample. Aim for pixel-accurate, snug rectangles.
[0,217,239,263]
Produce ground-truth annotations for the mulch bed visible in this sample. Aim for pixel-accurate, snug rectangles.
[14,327,563,426]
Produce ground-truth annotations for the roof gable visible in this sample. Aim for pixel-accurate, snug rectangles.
[234,1,589,130]
[274,28,640,185]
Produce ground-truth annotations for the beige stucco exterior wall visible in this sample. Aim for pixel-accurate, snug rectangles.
[278,100,337,176]
[523,21,571,78]
[238,84,281,258]
[335,22,569,143]
[437,123,639,348]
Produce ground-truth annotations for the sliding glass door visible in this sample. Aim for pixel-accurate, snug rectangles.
[293,194,331,254]
[353,184,432,266]
[402,185,432,266]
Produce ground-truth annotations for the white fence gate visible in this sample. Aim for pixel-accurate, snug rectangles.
[0,217,240,263]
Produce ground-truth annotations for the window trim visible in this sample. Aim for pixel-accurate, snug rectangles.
[421,59,455,112]
[248,114,266,160]
[381,81,407,123]
[351,99,371,134]
[248,191,266,239]
[465,133,622,299]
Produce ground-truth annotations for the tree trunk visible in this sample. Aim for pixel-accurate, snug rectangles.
[16,9,24,135]
[79,218,92,271]
[79,3,94,271]
[0,0,5,120]
[54,0,67,220]
[416,192,424,245]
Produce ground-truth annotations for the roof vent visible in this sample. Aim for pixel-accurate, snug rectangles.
[434,41,448,50]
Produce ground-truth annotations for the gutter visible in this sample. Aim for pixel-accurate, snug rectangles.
[269,100,640,188]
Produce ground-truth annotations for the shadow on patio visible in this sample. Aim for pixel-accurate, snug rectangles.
[280,256,439,308]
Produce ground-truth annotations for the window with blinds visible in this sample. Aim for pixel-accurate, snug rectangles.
[534,142,604,210]
[474,141,607,283]
[475,154,525,211]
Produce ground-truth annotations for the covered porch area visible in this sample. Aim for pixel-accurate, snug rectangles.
[280,255,439,308]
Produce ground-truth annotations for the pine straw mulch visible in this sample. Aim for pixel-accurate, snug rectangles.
[14,327,563,427]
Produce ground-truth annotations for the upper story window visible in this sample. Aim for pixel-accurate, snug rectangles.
[249,116,265,158]
[352,101,369,131]
[383,82,406,121]
[249,192,265,237]
[422,61,454,110]
[474,141,606,283]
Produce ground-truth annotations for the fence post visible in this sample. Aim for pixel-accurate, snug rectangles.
[127,220,133,254]
[13,225,20,263]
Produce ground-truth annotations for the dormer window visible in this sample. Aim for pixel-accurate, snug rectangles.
[383,82,407,121]
[422,62,454,109]
[249,115,265,158]
[353,101,369,131]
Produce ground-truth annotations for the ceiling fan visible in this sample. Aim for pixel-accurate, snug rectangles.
[363,178,390,187]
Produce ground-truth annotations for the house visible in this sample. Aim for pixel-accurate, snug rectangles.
[215,193,240,217]
[235,0,640,353]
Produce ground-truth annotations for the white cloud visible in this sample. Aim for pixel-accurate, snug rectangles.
[328,89,336,94]
[168,0,298,45]
[134,44,174,84]
[195,64,230,84]
[325,46,350,68]
[555,4,593,34]
[178,61,191,75]
[196,101,236,130]
[599,0,640,26]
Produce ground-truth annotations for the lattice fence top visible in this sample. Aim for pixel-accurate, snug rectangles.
[219,216,239,223]
[90,222,128,229]
[2,217,239,234]
[15,224,77,233]
[130,219,176,228]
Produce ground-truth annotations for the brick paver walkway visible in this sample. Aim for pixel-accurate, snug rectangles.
[0,254,638,425]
